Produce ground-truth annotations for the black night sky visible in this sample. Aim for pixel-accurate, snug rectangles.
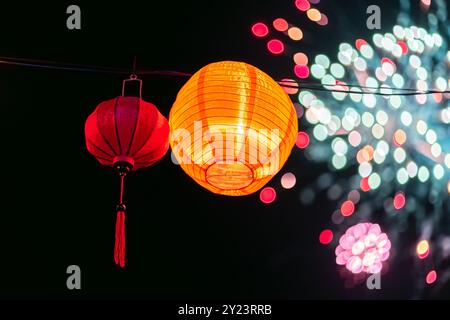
[0,0,448,301]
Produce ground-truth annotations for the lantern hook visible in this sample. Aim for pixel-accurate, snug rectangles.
[122,74,142,99]
[122,56,142,98]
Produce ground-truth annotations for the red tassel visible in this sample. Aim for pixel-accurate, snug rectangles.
[114,211,126,268]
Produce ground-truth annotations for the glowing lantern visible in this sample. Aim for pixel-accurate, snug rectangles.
[169,61,298,196]
[85,77,169,267]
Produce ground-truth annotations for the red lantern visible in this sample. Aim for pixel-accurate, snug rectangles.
[85,77,169,267]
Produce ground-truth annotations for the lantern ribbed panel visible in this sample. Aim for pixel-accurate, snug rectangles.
[169,61,298,196]
[85,96,170,170]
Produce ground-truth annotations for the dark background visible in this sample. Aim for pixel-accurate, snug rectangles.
[0,0,447,299]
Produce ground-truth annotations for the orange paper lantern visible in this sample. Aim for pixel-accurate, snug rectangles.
[169,61,298,196]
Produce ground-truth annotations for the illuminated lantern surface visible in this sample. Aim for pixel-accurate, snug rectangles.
[170,61,298,196]
[85,96,169,171]
[85,95,169,267]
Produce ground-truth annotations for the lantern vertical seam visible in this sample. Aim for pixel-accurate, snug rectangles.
[271,104,297,170]
[239,63,257,175]
[86,138,114,158]
[96,104,121,156]
[283,107,298,151]
[130,103,158,158]
[114,97,123,155]
[125,98,141,155]
[195,67,210,181]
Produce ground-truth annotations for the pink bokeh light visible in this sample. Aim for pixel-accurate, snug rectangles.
[273,18,289,32]
[251,22,269,37]
[280,78,299,95]
[426,270,437,284]
[295,0,311,12]
[296,131,310,149]
[267,39,285,54]
[260,187,277,204]
[340,200,355,217]
[335,223,391,274]
[294,64,309,78]
[319,229,333,245]
[393,192,406,210]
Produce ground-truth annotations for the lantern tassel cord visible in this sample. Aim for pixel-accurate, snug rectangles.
[114,173,126,268]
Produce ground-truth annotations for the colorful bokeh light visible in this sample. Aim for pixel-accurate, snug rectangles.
[416,240,430,259]
[393,192,406,210]
[317,13,328,26]
[260,187,277,204]
[293,52,308,66]
[281,172,297,189]
[319,229,333,244]
[306,8,321,22]
[295,23,449,286]
[273,18,289,32]
[296,131,310,149]
[294,65,310,78]
[288,27,303,41]
[280,78,299,95]
[251,22,269,37]
[295,0,311,12]
[335,223,391,274]
[267,39,285,54]
[340,200,355,217]
[426,270,437,284]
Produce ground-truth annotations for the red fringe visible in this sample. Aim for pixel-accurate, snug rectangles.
[114,211,126,268]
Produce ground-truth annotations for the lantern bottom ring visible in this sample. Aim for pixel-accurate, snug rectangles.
[206,161,254,190]
[113,156,135,173]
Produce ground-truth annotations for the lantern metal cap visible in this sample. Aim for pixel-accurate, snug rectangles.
[113,156,134,175]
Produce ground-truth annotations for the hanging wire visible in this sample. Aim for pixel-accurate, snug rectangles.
[0,56,191,77]
[0,56,130,74]
[276,78,450,95]
[0,56,448,96]
[277,80,450,96]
